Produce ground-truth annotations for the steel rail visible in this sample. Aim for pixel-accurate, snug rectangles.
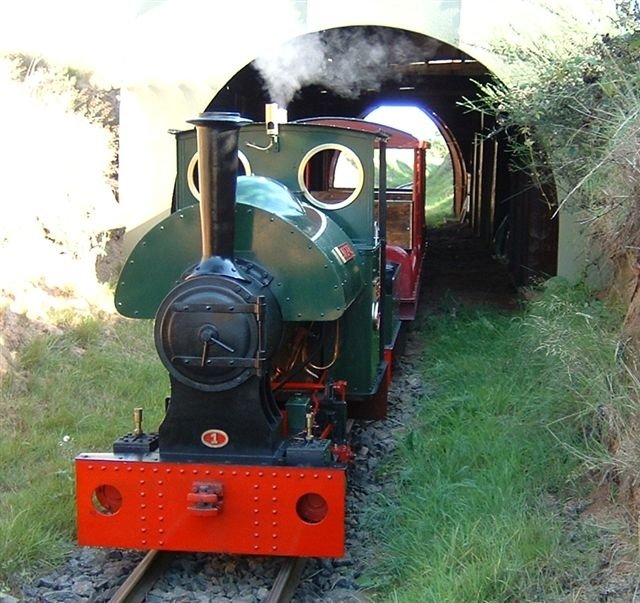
[108,550,175,603]
[265,557,307,603]
[108,551,307,602]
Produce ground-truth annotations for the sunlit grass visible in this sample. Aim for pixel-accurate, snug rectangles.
[426,157,454,227]
[426,195,455,227]
[0,316,165,584]
[364,281,625,601]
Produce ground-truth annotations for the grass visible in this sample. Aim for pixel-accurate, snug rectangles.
[426,157,454,227]
[0,314,165,586]
[363,279,627,601]
[0,276,630,599]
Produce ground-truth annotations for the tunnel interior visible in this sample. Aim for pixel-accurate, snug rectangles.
[208,26,558,288]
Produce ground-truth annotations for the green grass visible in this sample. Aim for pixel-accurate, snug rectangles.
[426,157,454,227]
[0,279,629,598]
[0,314,165,585]
[363,280,625,601]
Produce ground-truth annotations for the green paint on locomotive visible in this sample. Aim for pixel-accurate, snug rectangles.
[331,246,384,395]
[115,176,364,321]
[117,119,400,400]
[175,123,378,244]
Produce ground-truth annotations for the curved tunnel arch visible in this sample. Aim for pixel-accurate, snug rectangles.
[424,111,467,218]
[208,25,558,285]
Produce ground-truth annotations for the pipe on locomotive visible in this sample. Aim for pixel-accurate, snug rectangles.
[187,112,251,275]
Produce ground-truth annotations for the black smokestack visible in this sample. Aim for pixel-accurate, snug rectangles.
[188,112,250,266]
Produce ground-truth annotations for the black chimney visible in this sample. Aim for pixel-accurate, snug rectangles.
[187,112,250,275]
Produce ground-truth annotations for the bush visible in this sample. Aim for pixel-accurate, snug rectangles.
[0,55,121,320]
[467,3,640,261]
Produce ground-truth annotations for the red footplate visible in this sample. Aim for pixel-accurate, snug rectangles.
[76,454,346,557]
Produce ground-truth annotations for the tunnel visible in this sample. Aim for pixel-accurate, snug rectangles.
[206,25,558,288]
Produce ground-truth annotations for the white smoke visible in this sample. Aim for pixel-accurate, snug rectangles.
[255,28,427,107]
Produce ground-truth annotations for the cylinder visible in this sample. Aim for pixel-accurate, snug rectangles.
[187,112,251,261]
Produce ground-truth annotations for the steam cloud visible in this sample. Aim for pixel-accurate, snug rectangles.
[255,28,426,107]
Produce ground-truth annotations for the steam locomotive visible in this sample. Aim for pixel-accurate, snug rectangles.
[75,107,427,558]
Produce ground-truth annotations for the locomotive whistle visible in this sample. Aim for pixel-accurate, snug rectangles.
[133,407,143,437]
[305,411,314,441]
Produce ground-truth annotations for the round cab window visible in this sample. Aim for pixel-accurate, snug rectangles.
[187,151,251,201]
[297,144,364,210]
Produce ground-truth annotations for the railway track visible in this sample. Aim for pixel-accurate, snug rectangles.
[108,550,307,603]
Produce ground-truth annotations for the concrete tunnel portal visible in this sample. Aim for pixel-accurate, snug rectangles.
[208,25,558,287]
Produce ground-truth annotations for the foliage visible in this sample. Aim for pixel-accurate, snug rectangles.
[384,151,414,188]
[0,54,121,324]
[364,283,629,601]
[0,54,123,580]
[466,3,640,260]
[7,54,119,194]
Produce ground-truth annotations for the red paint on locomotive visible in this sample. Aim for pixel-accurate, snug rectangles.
[76,456,346,557]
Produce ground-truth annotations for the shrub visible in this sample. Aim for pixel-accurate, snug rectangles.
[467,3,640,261]
[0,55,120,320]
